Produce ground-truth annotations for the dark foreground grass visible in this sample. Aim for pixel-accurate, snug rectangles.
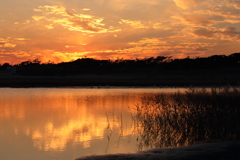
[135,87,240,150]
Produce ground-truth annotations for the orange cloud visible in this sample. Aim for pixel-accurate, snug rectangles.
[193,26,240,42]
[194,9,240,24]
[121,19,148,29]
[227,0,240,9]
[129,38,167,45]
[173,0,202,9]
[32,16,45,21]
[45,24,54,29]
[193,28,216,38]
[68,19,104,33]
[32,5,121,34]
[13,38,31,41]
[104,0,160,10]
[0,38,17,48]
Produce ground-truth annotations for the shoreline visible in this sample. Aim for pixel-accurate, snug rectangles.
[0,73,239,88]
[75,140,240,160]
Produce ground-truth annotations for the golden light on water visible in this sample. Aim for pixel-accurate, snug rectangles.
[0,89,143,152]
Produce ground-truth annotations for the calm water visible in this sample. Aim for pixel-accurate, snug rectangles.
[0,87,185,160]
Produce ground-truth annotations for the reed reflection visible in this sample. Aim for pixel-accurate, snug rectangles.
[135,87,240,150]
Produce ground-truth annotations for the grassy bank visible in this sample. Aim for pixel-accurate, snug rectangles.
[135,87,240,150]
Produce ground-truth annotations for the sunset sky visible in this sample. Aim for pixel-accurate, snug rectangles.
[1,0,240,64]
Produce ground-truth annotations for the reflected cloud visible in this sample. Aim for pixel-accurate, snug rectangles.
[32,118,107,151]
[0,89,142,152]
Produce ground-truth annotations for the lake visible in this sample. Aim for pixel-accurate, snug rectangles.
[0,87,185,160]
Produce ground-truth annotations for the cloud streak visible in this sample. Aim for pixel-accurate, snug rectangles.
[32,5,121,33]
[193,26,240,42]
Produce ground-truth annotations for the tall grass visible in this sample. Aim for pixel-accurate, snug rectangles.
[135,87,240,150]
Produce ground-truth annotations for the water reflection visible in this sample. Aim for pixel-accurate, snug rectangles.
[135,87,240,151]
[0,88,176,160]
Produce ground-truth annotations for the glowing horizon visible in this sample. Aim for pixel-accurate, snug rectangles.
[1,0,240,64]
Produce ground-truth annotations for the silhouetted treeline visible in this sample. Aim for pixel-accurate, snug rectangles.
[1,53,240,76]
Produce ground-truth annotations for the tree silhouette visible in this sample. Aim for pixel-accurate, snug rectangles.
[3,52,239,76]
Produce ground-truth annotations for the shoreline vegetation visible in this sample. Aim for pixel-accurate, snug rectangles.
[1,53,240,87]
[135,87,240,149]
[76,87,240,160]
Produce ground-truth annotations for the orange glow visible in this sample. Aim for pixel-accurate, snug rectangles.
[0,89,150,151]
[0,1,240,64]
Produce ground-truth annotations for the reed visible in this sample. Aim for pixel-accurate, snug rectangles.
[135,86,240,150]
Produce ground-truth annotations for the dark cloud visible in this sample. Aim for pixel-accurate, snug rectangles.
[183,15,214,26]
[193,26,240,40]
[193,28,215,38]
[66,10,75,16]
[0,50,8,53]
[222,26,240,35]
[69,19,103,32]
[220,26,240,40]
[227,0,240,9]
[184,52,202,56]
[158,51,173,56]
[194,47,209,51]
